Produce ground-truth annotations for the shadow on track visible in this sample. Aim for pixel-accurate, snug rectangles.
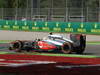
[0,43,100,56]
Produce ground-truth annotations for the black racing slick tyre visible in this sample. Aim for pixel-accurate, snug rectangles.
[76,35,86,54]
[11,40,23,52]
[61,42,72,54]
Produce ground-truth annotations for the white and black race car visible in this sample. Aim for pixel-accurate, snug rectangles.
[9,33,86,54]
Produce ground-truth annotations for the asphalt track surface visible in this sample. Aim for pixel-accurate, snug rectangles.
[0,43,100,56]
[0,30,100,56]
[1,30,100,41]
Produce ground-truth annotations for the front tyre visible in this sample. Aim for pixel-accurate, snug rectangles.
[61,42,72,54]
[9,40,23,52]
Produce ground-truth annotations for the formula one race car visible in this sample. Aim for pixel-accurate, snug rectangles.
[9,33,86,54]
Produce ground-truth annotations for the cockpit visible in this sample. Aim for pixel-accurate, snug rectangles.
[48,35,63,39]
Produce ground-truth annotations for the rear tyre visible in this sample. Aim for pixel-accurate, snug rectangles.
[76,35,86,54]
[61,42,72,54]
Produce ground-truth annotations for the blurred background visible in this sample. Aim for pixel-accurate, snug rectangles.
[0,0,99,22]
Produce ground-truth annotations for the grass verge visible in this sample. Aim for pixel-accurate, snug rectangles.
[0,51,100,58]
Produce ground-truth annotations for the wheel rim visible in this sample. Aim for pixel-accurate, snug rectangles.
[13,41,22,49]
[61,42,72,54]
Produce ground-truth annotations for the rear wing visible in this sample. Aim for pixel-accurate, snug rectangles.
[70,34,86,46]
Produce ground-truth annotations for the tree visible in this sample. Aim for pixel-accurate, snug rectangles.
[2,0,27,8]
[87,0,99,7]
[0,0,6,8]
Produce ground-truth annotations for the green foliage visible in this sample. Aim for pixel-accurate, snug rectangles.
[18,0,27,8]
[0,0,6,8]
[87,0,99,7]
[0,0,27,8]
[40,0,66,8]
[0,0,99,8]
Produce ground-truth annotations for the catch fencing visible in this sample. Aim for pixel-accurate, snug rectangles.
[0,8,100,22]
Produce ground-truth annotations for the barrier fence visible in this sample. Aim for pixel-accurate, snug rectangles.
[0,20,100,34]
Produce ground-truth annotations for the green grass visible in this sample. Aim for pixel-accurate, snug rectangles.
[0,51,15,54]
[39,53,100,58]
[0,40,14,43]
[0,51,100,58]
[87,41,100,45]
[25,52,100,58]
